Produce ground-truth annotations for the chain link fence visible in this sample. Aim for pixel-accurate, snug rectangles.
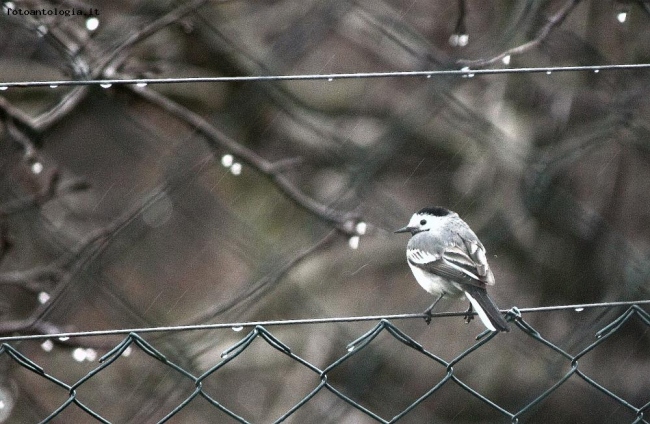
[0,301,648,423]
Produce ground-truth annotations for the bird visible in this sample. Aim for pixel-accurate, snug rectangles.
[395,206,510,332]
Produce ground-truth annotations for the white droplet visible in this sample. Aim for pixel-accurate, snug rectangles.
[136,82,147,87]
[546,71,552,75]
[347,345,355,352]
[232,326,244,332]
[616,11,627,23]
[348,236,360,250]
[221,154,234,168]
[49,84,58,89]
[230,162,242,176]
[122,346,132,357]
[0,87,8,91]
[31,161,43,175]
[327,77,334,82]
[221,352,229,359]
[574,307,584,312]
[100,83,112,88]
[426,74,432,79]
[37,291,50,304]
[355,221,367,235]
[594,69,600,73]
[58,336,69,342]
[85,17,99,31]
[461,66,473,78]
[85,348,97,361]
[72,347,87,362]
[502,55,511,65]
[41,340,54,352]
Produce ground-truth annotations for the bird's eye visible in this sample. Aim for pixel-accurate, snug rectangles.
[420,219,427,226]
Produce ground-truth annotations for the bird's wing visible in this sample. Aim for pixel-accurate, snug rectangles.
[407,247,486,289]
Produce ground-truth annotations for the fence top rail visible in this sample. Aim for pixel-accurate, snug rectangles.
[1,299,648,343]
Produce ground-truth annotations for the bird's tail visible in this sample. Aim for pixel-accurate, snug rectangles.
[464,286,510,332]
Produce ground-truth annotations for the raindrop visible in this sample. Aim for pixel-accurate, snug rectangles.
[574,307,584,312]
[136,82,147,87]
[327,77,334,82]
[0,385,14,420]
[502,55,511,65]
[426,74,432,79]
[546,71,552,75]
[0,87,7,91]
[58,336,69,341]
[232,326,244,332]
[355,221,367,235]
[461,66,474,78]
[31,161,43,175]
[72,347,87,362]
[616,11,627,23]
[230,162,242,176]
[347,345,355,352]
[37,291,50,304]
[221,154,234,168]
[594,69,600,73]
[85,348,97,361]
[221,352,229,359]
[348,236,360,250]
[41,340,54,352]
[86,17,99,31]
[100,83,112,88]
[449,33,469,47]
[49,84,58,89]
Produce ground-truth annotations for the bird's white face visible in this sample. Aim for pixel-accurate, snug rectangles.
[406,212,447,234]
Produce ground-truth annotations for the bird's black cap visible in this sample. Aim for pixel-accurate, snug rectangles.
[417,206,451,217]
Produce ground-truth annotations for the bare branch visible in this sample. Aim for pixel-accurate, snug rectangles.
[457,0,580,67]
[125,83,363,234]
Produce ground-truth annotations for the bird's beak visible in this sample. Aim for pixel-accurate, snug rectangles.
[394,226,413,234]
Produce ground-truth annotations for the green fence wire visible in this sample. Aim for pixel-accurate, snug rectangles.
[0,301,648,423]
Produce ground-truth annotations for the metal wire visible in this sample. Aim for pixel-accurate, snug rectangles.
[1,300,649,423]
[1,63,650,89]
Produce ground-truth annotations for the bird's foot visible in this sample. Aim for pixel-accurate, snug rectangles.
[463,303,474,324]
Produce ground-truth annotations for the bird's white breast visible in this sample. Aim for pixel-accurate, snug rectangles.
[407,262,463,298]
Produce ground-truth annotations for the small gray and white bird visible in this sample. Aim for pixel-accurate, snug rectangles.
[395,207,509,332]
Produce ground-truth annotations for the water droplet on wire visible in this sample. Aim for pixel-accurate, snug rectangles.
[232,326,243,332]
[41,340,54,352]
[574,307,584,312]
[49,84,58,89]
[221,154,234,168]
[347,345,356,352]
[37,292,50,304]
[230,163,242,176]
[86,17,99,31]
[136,82,147,87]
[100,83,112,89]
[0,87,8,91]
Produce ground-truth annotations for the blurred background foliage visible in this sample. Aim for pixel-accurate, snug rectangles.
[1,0,649,422]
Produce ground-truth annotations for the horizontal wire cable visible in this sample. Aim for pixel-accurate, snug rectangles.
[1,63,650,88]
[1,299,648,342]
